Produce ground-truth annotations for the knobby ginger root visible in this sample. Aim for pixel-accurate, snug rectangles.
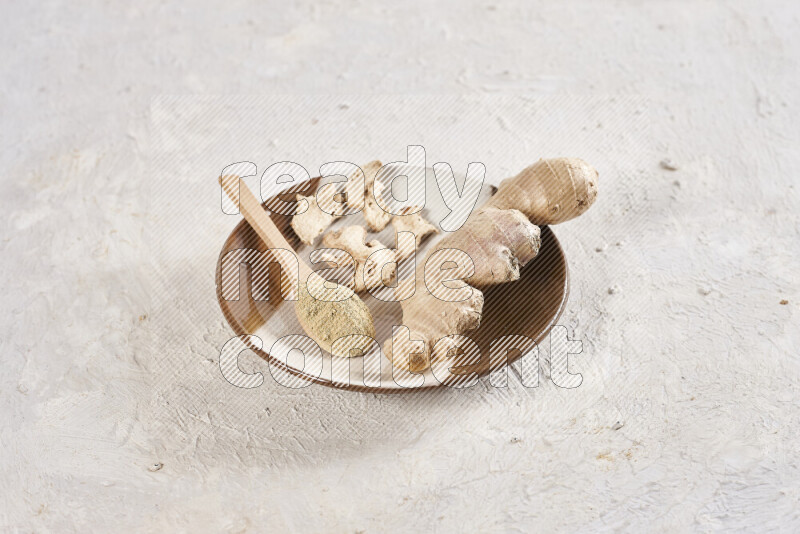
[487,158,598,225]
[391,209,439,261]
[290,193,339,245]
[290,160,389,244]
[432,208,541,286]
[385,157,598,373]
[321,225,396,293]
[385,208,540,372]
[359,160,392,231]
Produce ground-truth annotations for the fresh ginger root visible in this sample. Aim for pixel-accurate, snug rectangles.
[290,192,340,245]
[385,157,599,373]
[290,160,389,244]
[391,209,439,261]
[358,160,392,231]
[487,158,598,225]
[321,225,397,293]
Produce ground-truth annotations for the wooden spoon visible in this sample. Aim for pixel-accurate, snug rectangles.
[220,175,375,354]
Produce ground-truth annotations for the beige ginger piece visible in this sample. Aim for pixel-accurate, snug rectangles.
[487,157,598,225]
[322,225,397,293]
[385,157,599,374]
[290,193,339,245]
[391,210,439,260]
[359,160,392,232]
[384,208,541,373]
[291,160,390,244]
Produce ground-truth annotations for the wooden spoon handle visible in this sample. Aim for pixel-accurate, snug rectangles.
[220,175,312,278]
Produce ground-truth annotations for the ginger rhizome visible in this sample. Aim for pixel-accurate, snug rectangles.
[290,160,387,245]
[385,157,599,373]
[488,158,598,225]
[321,225,397,293]
[391,209,439,261]
[358,160,392,232]
[290,192,340,245]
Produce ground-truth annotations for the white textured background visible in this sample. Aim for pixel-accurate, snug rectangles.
[1,1,799,532]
